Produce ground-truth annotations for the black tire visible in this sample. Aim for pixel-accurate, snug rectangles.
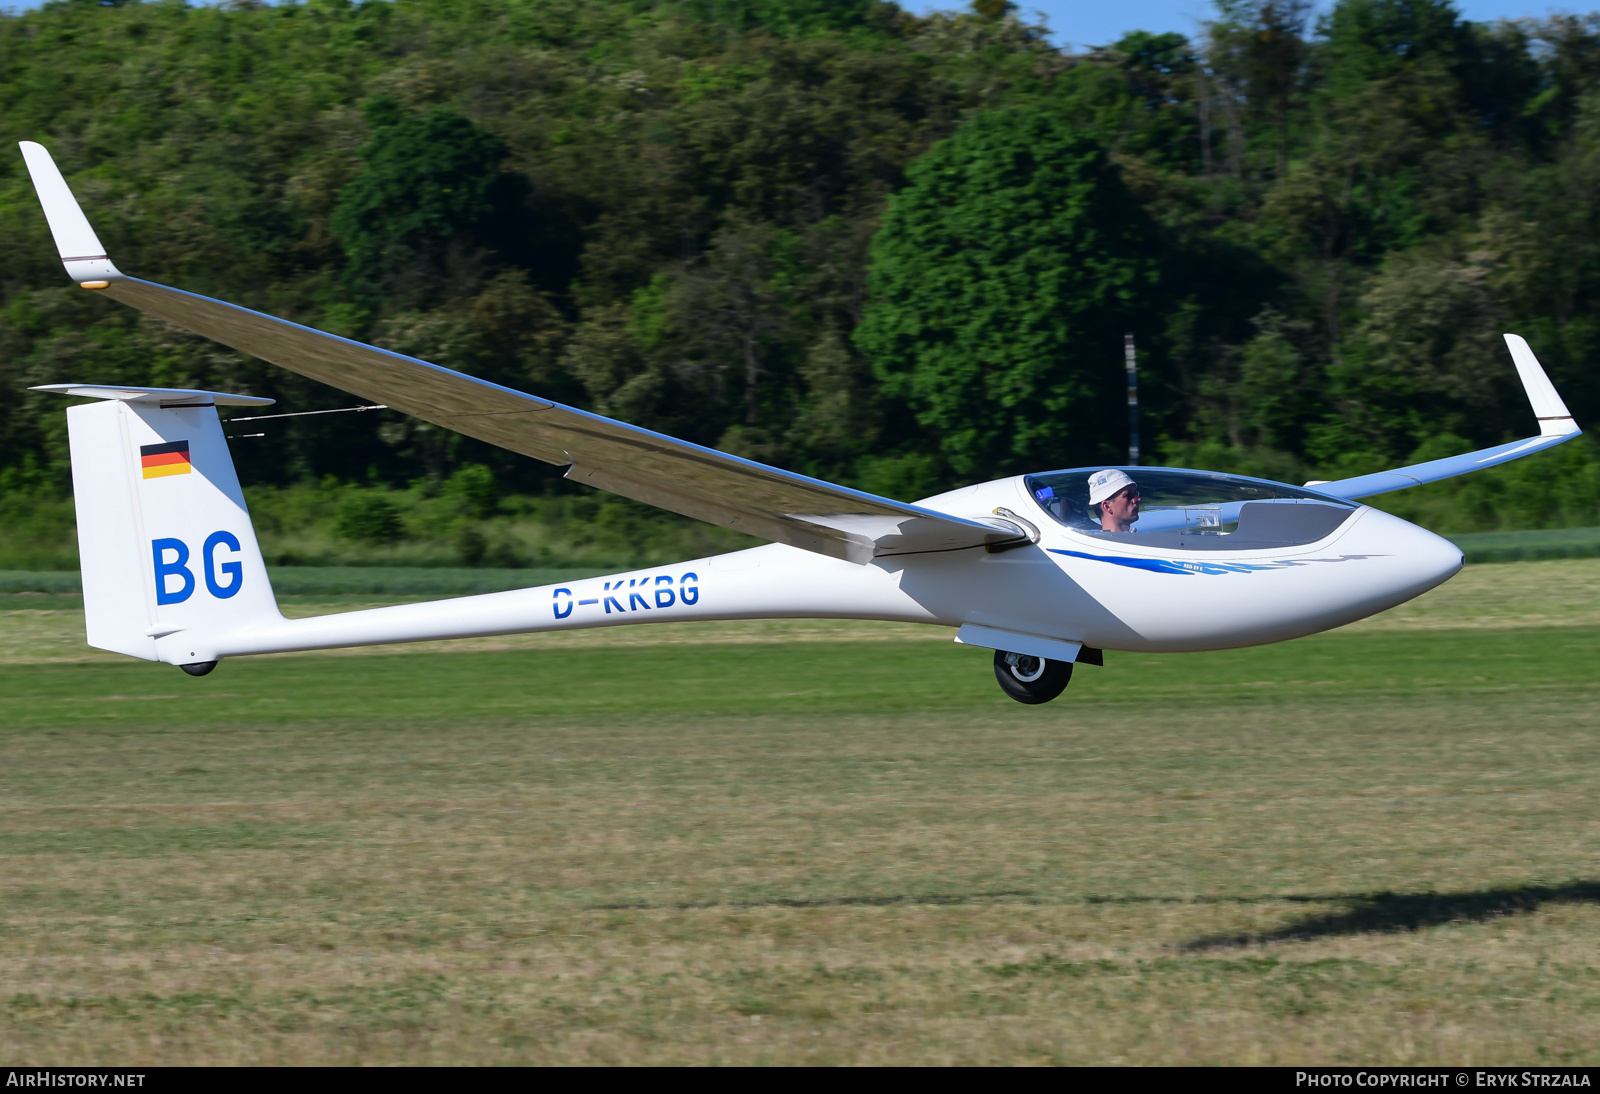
[993,649,1072,704]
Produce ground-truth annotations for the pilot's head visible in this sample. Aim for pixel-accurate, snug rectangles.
[1088,468,1140,532]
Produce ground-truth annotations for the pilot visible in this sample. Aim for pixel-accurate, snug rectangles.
[1088,468,1140,533]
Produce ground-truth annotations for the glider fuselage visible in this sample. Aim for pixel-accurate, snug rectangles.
[187,473,1462,664]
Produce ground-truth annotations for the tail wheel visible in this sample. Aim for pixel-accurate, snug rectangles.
[993,649,1072,704]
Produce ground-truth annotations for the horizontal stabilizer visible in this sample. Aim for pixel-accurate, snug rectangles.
[1315,334,1582,500]
[32,384,274,407]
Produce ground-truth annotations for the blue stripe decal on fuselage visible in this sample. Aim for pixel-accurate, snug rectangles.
[1047,549,1381,575]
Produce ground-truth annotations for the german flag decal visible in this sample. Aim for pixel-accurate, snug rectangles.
[140,440,191,479]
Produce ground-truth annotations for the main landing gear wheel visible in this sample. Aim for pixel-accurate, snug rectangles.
[993,649,1073,704]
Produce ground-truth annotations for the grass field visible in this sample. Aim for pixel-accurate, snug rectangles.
[1451,526,1600,563]
[2,561,1599,1064]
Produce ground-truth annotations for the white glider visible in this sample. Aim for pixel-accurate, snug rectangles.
[18,140,1584,701]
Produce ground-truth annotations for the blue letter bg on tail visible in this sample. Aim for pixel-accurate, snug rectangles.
[152,533,244,604]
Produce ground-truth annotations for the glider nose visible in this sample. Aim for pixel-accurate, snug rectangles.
[1410,521,1465,590]
[1364,508,1464,604]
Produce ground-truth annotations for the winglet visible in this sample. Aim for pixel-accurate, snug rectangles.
[18,141,123,286]
[1312,334,1582,500]
[1504,334,1577,438]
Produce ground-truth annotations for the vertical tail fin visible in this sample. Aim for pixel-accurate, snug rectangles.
[34,385,283,670]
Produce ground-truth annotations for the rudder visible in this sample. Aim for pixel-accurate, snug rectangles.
[41,385,282,668]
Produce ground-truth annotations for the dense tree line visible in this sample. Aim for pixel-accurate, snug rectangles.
[2,0,1599,535]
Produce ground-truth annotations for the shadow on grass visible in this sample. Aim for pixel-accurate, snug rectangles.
[1184,881,1600,950]
[589,881,1600,933]
[590,890,1035,911]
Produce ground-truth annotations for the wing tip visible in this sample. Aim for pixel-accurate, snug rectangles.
[18,139,123,284]
[1502,331,1575,431]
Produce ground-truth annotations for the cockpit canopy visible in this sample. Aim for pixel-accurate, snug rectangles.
[1026,467,1358,551]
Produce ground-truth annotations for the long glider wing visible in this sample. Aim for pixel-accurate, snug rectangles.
[20,141,1026,564]
[1312,334,1582,500]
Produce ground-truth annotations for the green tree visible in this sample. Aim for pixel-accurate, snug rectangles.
[335,492,405,544]
[855,107,1162,479]
[690,0,878,37]
[330,103,525,307]
[1208,1,1312,178]
[4,0,1600,539]
[1318,0,1475,95]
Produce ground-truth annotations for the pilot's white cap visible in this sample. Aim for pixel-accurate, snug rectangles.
[1087,468,1136,506]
